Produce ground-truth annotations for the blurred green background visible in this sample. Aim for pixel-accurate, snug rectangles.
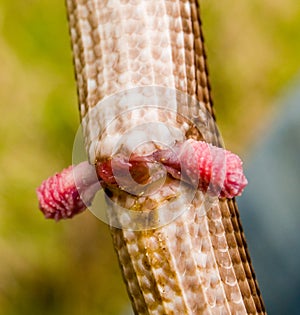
[0,1,299,314]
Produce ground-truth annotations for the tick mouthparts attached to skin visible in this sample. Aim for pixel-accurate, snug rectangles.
[37,140,248,221]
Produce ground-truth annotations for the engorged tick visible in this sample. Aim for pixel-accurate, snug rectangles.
[37,140,247,220]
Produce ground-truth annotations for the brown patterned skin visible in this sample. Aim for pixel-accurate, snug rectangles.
[65,0,266,314]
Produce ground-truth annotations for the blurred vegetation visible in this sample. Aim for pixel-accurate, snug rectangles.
[0,0,299,314]
[202,1,300,153]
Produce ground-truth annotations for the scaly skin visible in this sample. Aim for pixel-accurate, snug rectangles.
[38,0,267,314]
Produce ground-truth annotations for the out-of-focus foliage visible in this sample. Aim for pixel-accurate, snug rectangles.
[0,0,299,314]
[202,1,300,152]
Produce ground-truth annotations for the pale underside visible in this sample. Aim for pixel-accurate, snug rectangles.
[65,0,265,314]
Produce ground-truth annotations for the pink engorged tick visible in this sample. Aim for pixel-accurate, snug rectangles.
[153,140,248,198]
[36,140,248,220]
[37,162,99,220]
[177,140,248,198]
